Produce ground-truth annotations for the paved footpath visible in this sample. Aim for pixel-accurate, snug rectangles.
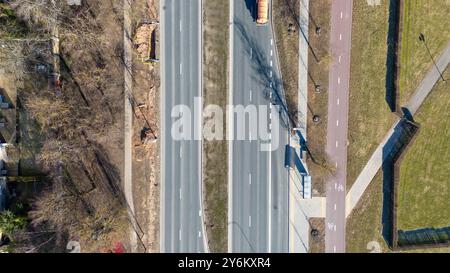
[297,0,309,137]
[123,0,138,252]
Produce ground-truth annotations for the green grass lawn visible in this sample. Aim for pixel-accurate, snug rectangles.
[346,173,389,253]
[347,1,397,189]
[398,0,450,106]
[346,172,450,253]
[346,0,450,252]
[397,68,450,230]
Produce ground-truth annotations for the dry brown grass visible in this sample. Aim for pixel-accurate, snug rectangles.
[346,173,389,253]
[273,0,300,119]
[273,0,332,196]
[309,218,325,253]
[304,0,331,196]
[202,0,229,253]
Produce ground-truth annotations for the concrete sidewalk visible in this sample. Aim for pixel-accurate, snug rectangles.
[123,0,138,252]
[297,0,310,138]
[289,169,326,253]
[289,131,326,253]
[287,0,316,254]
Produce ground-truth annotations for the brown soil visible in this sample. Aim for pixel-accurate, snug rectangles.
[130,0,161,253]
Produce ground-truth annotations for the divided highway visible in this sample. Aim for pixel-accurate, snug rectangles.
[160,0,206,253]
[229,0,290,253]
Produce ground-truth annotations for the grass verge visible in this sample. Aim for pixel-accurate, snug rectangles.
[272,0,299,119]
[347,1,397,189]
[309,218,325,253]
[346,173,389,253]
[347,163,450,253]
[398,0,450,106]
[273,0,332,196]
[305,0,331,196]
[202,0,229,253]
[397,68,449,230]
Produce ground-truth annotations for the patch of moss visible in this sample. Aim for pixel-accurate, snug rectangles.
[0,3,28,39]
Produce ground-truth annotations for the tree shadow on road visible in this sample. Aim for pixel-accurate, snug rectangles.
[234,19,293,129]
[229,221,257,253]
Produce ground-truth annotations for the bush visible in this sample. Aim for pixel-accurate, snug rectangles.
[0,210,27,236]
[0,3,28,38]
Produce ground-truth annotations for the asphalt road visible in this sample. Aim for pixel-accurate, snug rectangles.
[325,0,353,253]
[160,0,206,253]
[229,0,289,253]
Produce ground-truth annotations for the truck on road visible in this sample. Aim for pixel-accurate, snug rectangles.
[256,0,269,25]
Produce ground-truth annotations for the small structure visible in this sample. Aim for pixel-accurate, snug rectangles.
[288,128,312,199]
[67,0,82,5]
[367,0,381,6]
[0,96,9,109]
[302,175,312,199]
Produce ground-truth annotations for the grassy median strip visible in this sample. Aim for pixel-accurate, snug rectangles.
[398,0,450,106]
[397,68,450,231]
[202,0,229,253]
[347,1,397,189]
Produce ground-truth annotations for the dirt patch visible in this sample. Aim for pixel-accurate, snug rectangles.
[130,0,160,253]
[309,218,325,253]
[134,23,156,60]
